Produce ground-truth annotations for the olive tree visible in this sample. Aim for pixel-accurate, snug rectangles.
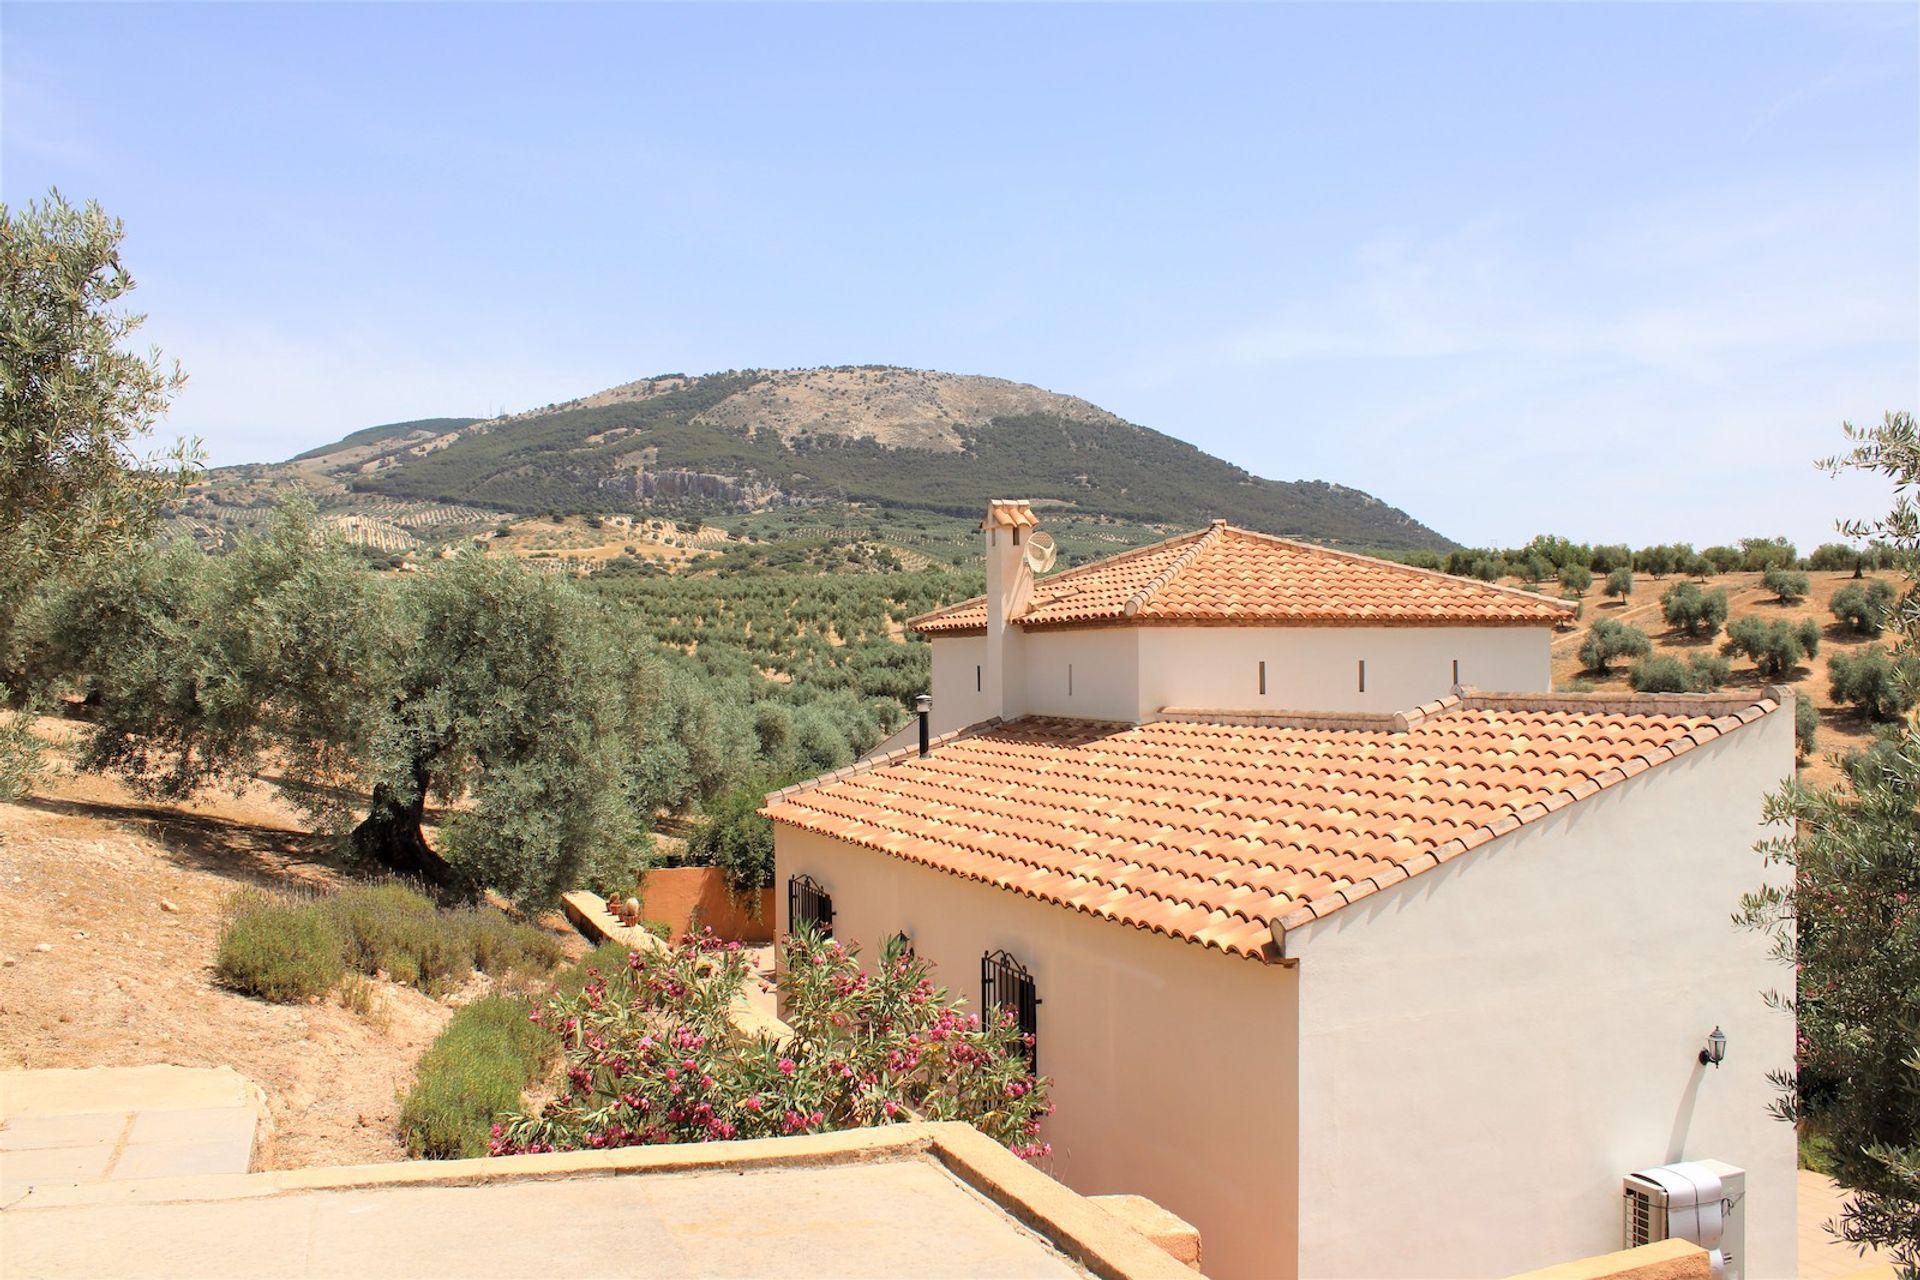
[26,506,653,905]
[1737,411,1920,1268]
[1578,617,1651,673]
[0,190,199,797]
[1660,581,1729,638]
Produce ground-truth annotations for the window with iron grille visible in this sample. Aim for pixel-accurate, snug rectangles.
[981,949,1040,1072]
[788,873,834,937]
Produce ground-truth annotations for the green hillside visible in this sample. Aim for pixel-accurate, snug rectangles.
[287,417,481,461]
[273,368,1449,550]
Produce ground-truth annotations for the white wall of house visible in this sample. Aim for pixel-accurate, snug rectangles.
[1019,628,1142,723]
[928,634,991,736]
[1136,625,1553,716]
[930,625,1553,732]
[1287,708,1798,1279]
[773,826,1301,1280]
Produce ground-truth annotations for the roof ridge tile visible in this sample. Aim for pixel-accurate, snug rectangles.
[1122,522,1226,618]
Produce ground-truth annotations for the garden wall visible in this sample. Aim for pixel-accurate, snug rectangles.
[638,866,774,943]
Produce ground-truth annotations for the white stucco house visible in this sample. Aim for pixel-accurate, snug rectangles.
[763,502,1797,1280]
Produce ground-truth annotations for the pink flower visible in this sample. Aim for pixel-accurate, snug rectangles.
[778,1057,796,1076]
[745,1096,763,1111]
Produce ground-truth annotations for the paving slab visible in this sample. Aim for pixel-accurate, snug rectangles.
[2,1158,1095,1279]
[0,1146,116,1205]
[0,1112,131,1152]
[0,1067,265,1204]
[0,1066,261,1120]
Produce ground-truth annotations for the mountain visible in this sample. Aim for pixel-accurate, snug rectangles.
[264,367,1449,550]
[286,417,482,462]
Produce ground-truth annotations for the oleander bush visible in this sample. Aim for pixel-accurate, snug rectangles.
[495,929,1052,1159]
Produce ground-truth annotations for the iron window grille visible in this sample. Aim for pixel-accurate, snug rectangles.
[981,948,1040,1073]
[788,873,834,938]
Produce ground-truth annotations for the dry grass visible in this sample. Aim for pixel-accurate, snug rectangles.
[0,726,584,1169]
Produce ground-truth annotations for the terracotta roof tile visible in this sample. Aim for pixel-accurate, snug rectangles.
[763,692,1782,963]
[910,524,1573,633]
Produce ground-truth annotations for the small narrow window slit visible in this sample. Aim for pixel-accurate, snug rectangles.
[976,664,982,693]
[1068,663,1074,697]
[1452,659,1460,687]
[1358,659,1366,693]
[1258,660,1267,696]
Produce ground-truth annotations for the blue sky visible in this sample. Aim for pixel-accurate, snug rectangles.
[4,3,1915,549]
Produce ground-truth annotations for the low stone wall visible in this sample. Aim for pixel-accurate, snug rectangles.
[636,866,775,943]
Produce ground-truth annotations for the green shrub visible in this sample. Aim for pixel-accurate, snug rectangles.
[216,892,347,1003]
[1762,566,1811,604]
[1831,580,1898,636]
[1628,651,1730,693]
[687,785,776,898]
[1796,693,1818,761]
[1629,655,1692,693]
[1660,581,1729,638]
[1634,544,1678,577]
[1687,651,1731,690]
[1828,646,1917,722]
[328,883,470,992]
[1724,616,1820,678]
[399,994,552,1158]
[1740,537,1798,572]
[1557,563,1593,595]
[550,940,636,1003]
[1579,618,1652,673]
[1808,543,1862,572]
[460,907,567,976]
[1590,544,1633,574]
[1604,567,1634,601]
[1701,545,1743,574]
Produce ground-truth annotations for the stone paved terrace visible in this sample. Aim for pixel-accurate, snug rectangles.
[1,1065,264,1205]
[1,1122,1201,1280]
[1797,1169,1897,1280]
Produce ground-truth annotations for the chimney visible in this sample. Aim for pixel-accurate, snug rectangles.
[982,500,1037,721]
[915,693,932,757]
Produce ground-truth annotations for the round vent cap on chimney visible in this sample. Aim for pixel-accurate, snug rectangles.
[1024,531,1057,575]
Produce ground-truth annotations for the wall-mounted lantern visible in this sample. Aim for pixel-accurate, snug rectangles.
[1698,1026,1727,1069]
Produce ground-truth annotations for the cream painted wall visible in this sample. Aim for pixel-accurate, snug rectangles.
[930,625,1552,731]
[1020,628,1141,723]
[1288,709,1798,1280]
[774,826,1301,1280]
[929,634,991,736]
[1137,625,1552,716]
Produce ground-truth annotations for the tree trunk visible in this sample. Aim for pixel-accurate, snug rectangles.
[350,779,468,896]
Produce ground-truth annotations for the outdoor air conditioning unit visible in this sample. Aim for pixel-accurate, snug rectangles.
[1622,1160,1745,1280]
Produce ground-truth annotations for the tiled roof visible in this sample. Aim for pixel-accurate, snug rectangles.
[909,523,1574,633]
[763,690,1785,963]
